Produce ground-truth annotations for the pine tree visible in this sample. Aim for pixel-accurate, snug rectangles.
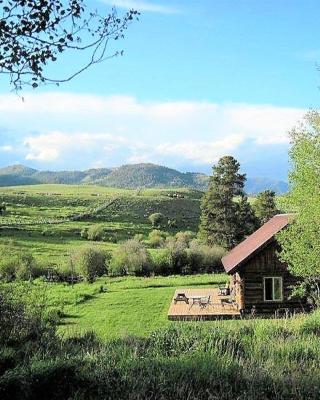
[236,196,258,242]
[253,190,278,225]
[199,156,246,249]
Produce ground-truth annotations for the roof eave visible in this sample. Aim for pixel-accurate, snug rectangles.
[224,236,277,275]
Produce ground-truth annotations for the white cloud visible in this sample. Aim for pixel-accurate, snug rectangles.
[0,92,305,172]
[0,145,13,152]
[23,131,133,162]
[100,0,179,14]
[156,135,245,164]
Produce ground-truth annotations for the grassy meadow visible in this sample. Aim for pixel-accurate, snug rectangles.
[3,276,320,399]
[0,184,201,263]
[1,184,320,399]
[11,273,227,339]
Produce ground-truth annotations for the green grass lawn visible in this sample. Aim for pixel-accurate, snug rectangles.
[22,274,228,339]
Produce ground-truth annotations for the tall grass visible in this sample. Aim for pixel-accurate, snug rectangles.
[1,311,320,399]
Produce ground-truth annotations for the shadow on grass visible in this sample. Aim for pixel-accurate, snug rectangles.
[59,313,81,326]
[123,281,225,290]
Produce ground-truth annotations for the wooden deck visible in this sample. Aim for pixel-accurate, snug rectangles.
[168,288,241,320]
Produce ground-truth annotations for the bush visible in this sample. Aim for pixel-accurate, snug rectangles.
[164,237,188,274]
[0,253,41,281]
[72,246,107,283]
[109,239,152,277]
[0,257,17,282]
[133,233,144,242]
[175,231,195,246]
[148,230,167,248]
[86,224,105,241]
[151,237,225,275]
[152,249,172,275]
[80,228,88,239]
[0,285,55,347]
[15,254,42,280]
[186,240,225,273]
[148,212,165,228]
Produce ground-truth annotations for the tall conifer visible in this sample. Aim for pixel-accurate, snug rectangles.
[199,156,247,249]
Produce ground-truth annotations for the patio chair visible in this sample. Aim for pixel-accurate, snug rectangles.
[174,293,189,304]
[199,295,211,309]
[221,295,238,310]
[218,285,230,296]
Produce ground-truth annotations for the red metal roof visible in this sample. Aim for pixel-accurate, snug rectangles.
[222,214,295,274]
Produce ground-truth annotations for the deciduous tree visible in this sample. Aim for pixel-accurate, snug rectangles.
[278,111,320,304]
[0,0,139,91]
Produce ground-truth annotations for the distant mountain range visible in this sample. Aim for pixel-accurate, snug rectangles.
[0,163,289,194]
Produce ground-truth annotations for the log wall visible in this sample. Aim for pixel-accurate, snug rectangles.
[234,240,306,314]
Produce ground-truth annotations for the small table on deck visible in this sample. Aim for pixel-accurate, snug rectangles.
[189,295,210,308]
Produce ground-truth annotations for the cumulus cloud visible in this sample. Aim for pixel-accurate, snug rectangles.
[156,135,245,164]
[0,92,305,176]
[24,131,136,163]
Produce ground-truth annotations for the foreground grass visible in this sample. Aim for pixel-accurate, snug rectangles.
[1,306,320,399]
[2,275,320,399]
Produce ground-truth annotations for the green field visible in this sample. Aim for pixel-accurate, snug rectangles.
[0,184,202,264]
[14,273,227,339]
[1,185,320,399]
[4,274,320,400]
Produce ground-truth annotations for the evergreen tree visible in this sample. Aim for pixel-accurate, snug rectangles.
[236,196,258,242]
[253,190,278,225]
[199,156,246,249]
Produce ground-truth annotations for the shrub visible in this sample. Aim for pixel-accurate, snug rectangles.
[0,257,17,282]
[0,285,55,347]
[148,212,165,228]
[86,224,105,241]
[80,228,88,239]
[133,233,144,242]
[152,249,172,275]
[164,237,188,274]
[148,230,167,248]
[175,231,195,246]
[15,253,42,280]
[72,246,107,283]
[109,239,152,277]
[0,252,41,282]
[151,237,225,275]
[186,240,225,273]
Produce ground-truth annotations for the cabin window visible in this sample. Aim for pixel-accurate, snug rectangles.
[263,277,283,301]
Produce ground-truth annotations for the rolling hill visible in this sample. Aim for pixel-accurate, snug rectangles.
[0,163,288,194]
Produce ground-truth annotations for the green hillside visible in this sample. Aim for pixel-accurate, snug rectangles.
[0,163,289,194]
[0,185,201,263]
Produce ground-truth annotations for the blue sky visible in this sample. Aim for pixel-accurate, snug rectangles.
[1,0,320,180]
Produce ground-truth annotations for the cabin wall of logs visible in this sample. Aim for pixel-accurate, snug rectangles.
[231,241,305,314]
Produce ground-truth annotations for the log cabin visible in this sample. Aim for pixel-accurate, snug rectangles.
[222,213,307,314]
[167,213,307,320]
